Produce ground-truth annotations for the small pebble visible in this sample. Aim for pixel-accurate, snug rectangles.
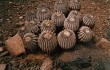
[19,16,23,19]
[0,47,3,52]
[0,64,6,70]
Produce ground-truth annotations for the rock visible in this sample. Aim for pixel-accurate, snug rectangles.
[57,68,62,70]
[40,58,53,70]
[58,61,78,70]
[5,33,25,56]
[26,54,48,60]
[0,64,6,70]
[96,38,110,54]
[57,51,79,62]
[19,16,23,19]
[93,60,105,70]
[0,47,3,52]
[81,66,94,70]
[74,56,91,68]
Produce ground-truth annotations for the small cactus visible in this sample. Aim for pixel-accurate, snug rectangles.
[38,31,57,53]
[25,10,36,21]
[64,17,79,31]
[69,0,81,11]
[18,26,28,38]
[41,20,56,32]
[57,29,76,49]
[51,11,65,27]
[68,10,78,18]
[36,6,51,22]
[83,14,95,28]
[23,33,38,52]
[78,26,93,42]
[54,0,69,15]
[26,20,40,34]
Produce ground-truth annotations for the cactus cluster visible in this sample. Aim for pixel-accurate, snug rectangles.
[17,0,95,53]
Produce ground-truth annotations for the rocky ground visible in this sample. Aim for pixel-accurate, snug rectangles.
[0,0,110,70]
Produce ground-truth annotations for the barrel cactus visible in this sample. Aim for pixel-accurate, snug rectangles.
[78,26,93,42]
[57,29,76,49]
[23,33,38,52]
[36,6,51,22]
[83,14,95,28]
[54,0,69,15]
[51,11,65,27]
[41,20,56,32]
[38,31,57,53]
[64,17,79,31]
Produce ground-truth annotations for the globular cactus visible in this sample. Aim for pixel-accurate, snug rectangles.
[78,26,93,42]
[67,10,82,22]
[18,26,28,38]
[26,24,39,34]
[67,10,78,18]
[23,33,38,52]
[24,19,40,26]
[51,11,65,27]
[83,14,95,28]
[30,19,41,26]
[26,20,40,34]
[54,0,69,15]
[68,0,81,11]
[64,17,79,31]
[25,10,36,21]
[57,29,76,49]
[41,20,56,32]
[38,31,57,53]
[36,6,51,22]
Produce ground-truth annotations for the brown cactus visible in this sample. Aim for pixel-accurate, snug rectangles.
[38,31,57,53]
[36,6,51,22]
[57,29,76,49]
[23,33,38,52]
[41,20,56,32]
[83,14,95,28]
[51,11,65,27]
[25,10,36,21]
[78,26,93,42]
[69,0,81,11]
[18,26,28,38]
[64,17,79,31]
[54,0,69,15]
